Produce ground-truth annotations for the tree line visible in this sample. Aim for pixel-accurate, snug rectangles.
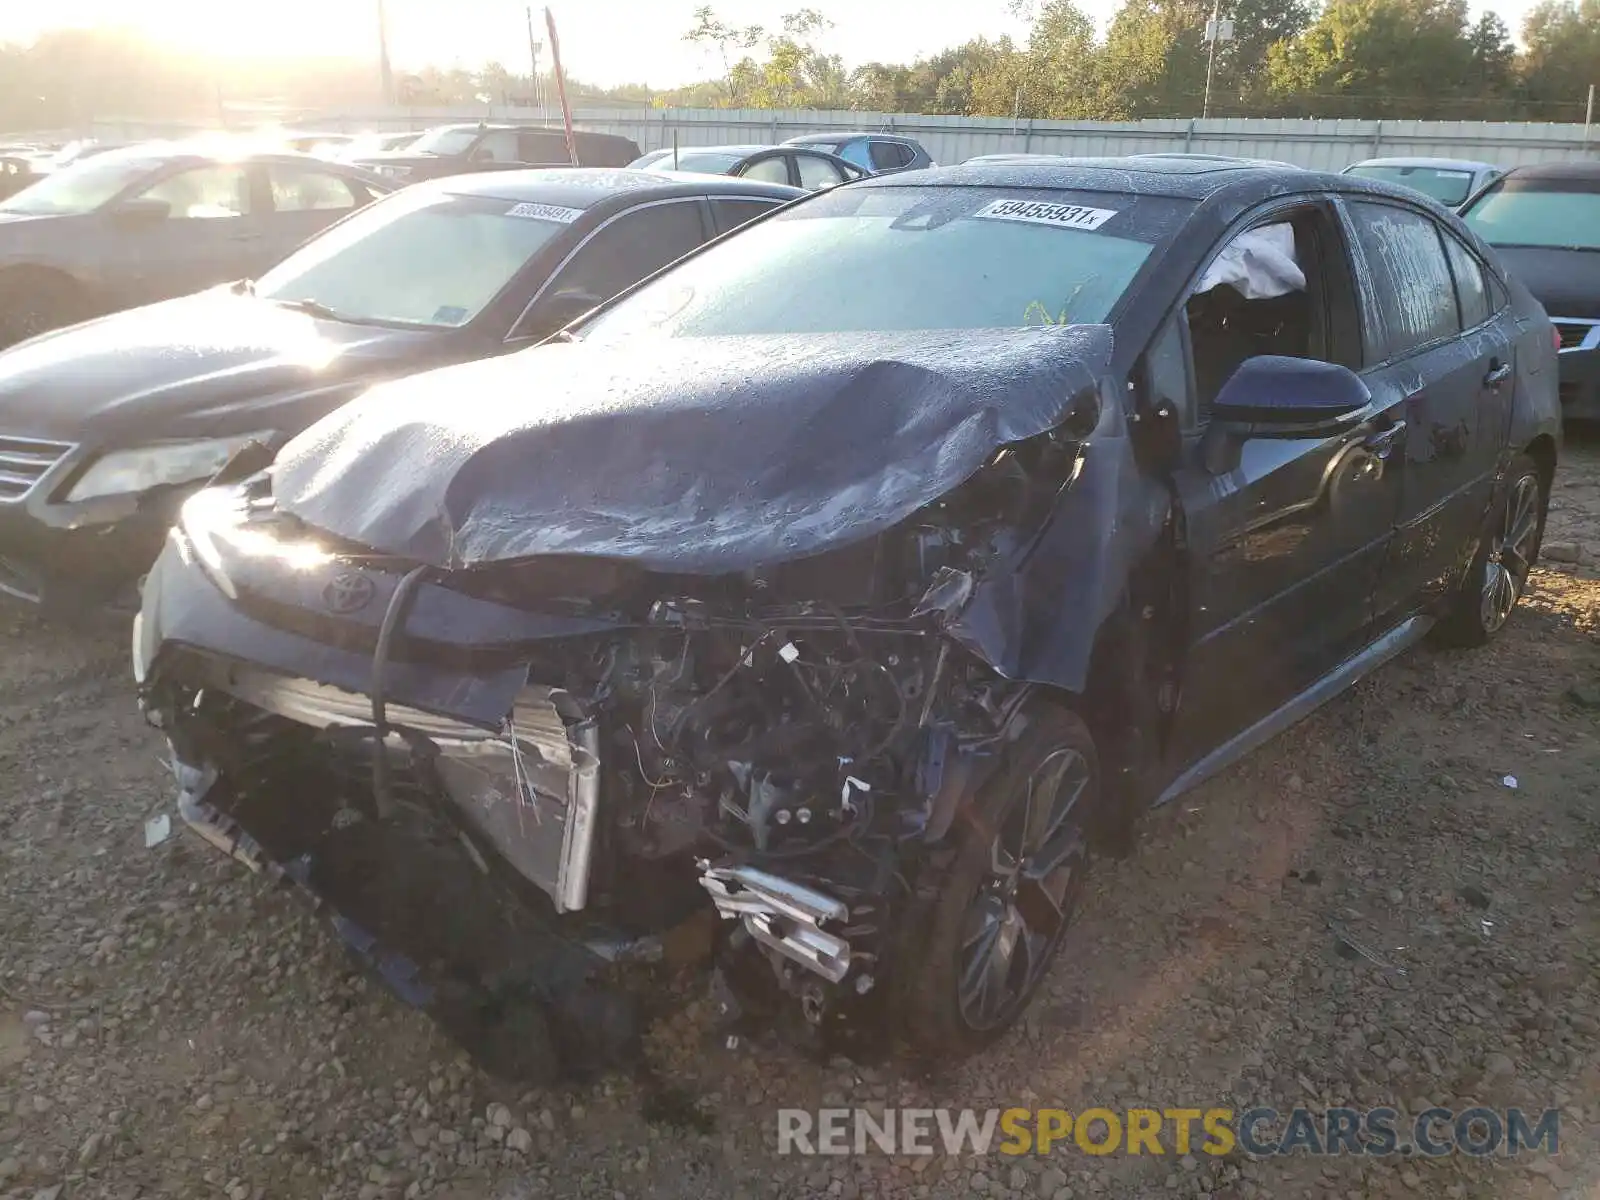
[671,0,1599,121]
[2,0,1597,134]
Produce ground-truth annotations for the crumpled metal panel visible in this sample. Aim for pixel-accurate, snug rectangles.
[270,325,1114,574]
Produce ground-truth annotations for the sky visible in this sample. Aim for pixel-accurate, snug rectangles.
[0,0,1542,89]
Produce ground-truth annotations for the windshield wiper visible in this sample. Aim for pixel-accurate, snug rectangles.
[271,297,351,322]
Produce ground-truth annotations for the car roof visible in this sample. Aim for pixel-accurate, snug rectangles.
[437,123,633,139]
[430,166,802,207]
[785,132,915,143]
[665,144,773,157]
[1345,157,1499,173]
[873,155,1327,199]
[63,143,384,173]
[1499,160,1600,182]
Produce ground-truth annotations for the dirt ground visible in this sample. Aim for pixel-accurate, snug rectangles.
[1,440,1597,1200]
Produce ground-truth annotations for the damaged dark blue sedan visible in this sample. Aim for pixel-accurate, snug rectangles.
[133,157,1561,1078]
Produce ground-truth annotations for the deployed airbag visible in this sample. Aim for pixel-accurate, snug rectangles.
[270,326,1114,573]
[1195,222,1304,301]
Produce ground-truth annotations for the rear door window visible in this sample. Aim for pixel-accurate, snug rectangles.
[711,197,783,234]
[1347,202,1460,362]
[870,140,911,170]
[546,200,707,301]
[1441,233,1491,330]
[740,156,792,185]
[267,165,363,212]
[795,153,846,190]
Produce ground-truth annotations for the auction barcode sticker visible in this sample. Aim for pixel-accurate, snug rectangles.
[974,199,1119,230]
[506,202,585,223]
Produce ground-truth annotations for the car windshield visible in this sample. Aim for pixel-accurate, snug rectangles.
[579,185,1181,342]
[645,150,745,174]
[407,127,481,157]
[1463,178,1600,251]
[1347,164,1478,206]
[254,188,575,327]
[0,153,159,215]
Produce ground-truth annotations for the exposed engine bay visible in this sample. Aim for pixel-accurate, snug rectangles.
[136,425,1131,1077]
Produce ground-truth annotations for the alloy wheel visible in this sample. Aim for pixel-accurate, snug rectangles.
[1480,473,1540,633]
[957,746,1090,1031]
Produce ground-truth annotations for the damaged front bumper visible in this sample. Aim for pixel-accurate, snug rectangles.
[135,524,891,1065]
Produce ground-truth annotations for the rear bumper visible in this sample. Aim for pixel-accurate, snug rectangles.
[1555,319,1600,422]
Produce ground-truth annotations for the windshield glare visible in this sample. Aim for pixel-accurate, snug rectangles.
[255,189,572,327]
[1463,182,1600,250]
[407,128,481,157]
[579,186,1176,343]
[1349,165,1476,207]
[0,154,157,215]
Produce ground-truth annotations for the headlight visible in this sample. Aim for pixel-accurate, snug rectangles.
[179,483,333,602]
[65,433,274,503]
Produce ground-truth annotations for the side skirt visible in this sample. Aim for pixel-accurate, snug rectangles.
[1154,613,1434,808]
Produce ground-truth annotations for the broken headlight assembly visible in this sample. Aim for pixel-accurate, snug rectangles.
[66,432,276,503]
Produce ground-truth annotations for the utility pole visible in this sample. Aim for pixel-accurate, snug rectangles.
[377,0,395,106]
[1201,0,1233,121]
[526,7,547,120]
[1585,83,1595,152]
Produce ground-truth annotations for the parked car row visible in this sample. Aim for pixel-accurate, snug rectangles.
[5,152,1564,1077]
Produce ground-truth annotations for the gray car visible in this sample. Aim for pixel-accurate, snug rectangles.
[1341,158,1501,211]
[0,145,394,346]
[631,143,867,190]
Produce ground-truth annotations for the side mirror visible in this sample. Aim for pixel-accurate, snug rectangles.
[1202,355,1371,473]
[1212,355,1370,431]
[109,197,171,227]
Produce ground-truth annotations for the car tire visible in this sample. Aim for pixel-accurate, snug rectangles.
[0,267,87,348]
[899,705,1097,1056]
[1434,452,1547,648]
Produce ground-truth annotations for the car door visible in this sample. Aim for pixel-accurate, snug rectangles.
[708,196,787,236]
[513,198,711,339]
[1159,198,1404,771]
[735,153,794,186]
[1341,199,1513,626]
[793,151,848,191]
[105,161,268,306]
[260,162,373,273]
[517,129,572,166]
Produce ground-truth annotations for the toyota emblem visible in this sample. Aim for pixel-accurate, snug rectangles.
[322,572,376,614]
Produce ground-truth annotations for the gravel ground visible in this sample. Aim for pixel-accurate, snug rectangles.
[1,440,1598,1200]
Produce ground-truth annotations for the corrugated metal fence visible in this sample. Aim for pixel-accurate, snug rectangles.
[83,107,1598,169]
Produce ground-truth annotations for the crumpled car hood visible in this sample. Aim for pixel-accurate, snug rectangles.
[272,325,1114,573]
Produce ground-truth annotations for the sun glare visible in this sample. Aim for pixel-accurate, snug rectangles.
[56,0,377,60]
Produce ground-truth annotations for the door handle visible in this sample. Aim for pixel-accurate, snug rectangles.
[1484,360,1512,387]
[1362,420,1407,460]
[227,232,262,242]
